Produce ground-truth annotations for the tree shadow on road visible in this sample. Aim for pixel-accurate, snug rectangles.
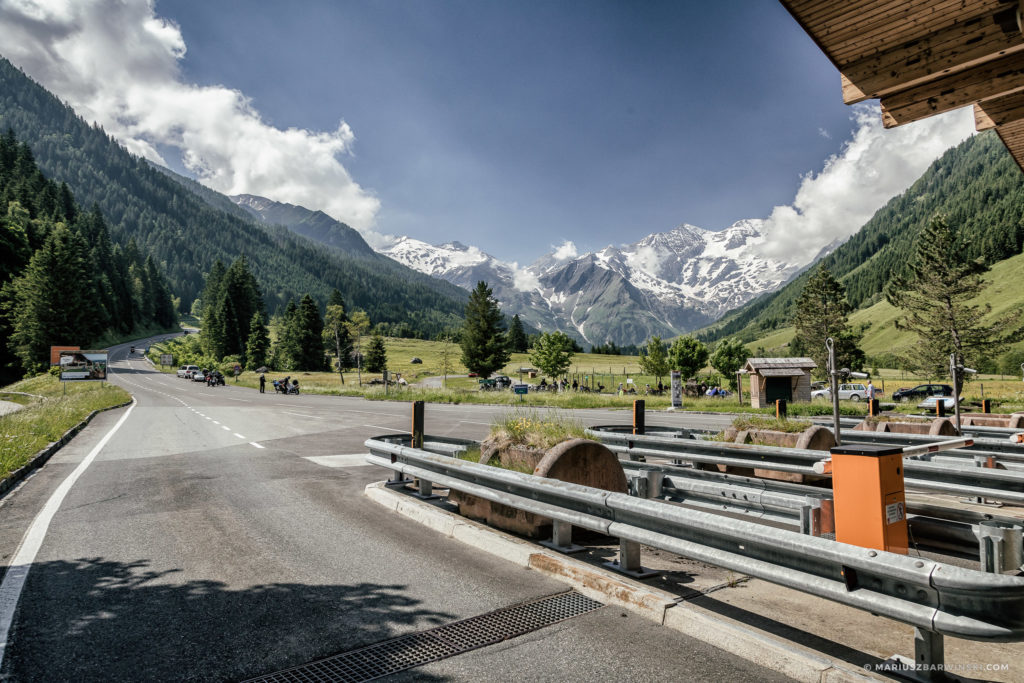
[4,557,454,682]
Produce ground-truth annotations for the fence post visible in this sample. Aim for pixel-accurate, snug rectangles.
[776,399,787,420]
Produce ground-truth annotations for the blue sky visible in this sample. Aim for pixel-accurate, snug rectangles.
[0,0,975,264]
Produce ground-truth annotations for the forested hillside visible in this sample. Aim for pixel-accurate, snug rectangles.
[0,131,176,381]
[0,56,467,336]
[698,132,1024,343]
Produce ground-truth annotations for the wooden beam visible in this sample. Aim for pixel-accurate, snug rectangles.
[880,50,1024,127]
[975,90,1024,128]
[841,10,1024,104]
[976,103,998,130]
[996,119,1024,171]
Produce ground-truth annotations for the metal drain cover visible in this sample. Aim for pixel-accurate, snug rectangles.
[245,591,603,683]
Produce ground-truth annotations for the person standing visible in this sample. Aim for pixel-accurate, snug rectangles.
[866,380,876,401]
[259,373,266,394]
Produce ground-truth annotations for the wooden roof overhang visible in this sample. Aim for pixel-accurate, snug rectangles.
[780,0,1024,171]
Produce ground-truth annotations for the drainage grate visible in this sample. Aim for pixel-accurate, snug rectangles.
[245,591,602,683]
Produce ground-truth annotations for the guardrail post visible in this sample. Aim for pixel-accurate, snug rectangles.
[912,628,944,682]
[982,398,992,414]
[540,520,585,555]
[935,400,946,419]
[414,476,439,500]
[604,539,659,579]
[633,400,645,435]
[776,399,787,420]
[976,521,1024,573]
[412,400,425,449]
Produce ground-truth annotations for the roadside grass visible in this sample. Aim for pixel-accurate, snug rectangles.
[489,410,588,451]
[731,416,812,433]
[148,331,1024,413]
[0,374,131,482]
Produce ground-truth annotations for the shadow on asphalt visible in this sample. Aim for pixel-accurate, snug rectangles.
[4,557,452,682]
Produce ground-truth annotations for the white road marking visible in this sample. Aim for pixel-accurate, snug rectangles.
[0,400,137,665]
[459,420,494,426]
[363,424,406,433]
[221,426,230,431]
[250,442,265,449]
[223,396,251,402]
[233,433,245,439]
[212,421,220,425]
[304,454,372,468]
[282,411,322,419]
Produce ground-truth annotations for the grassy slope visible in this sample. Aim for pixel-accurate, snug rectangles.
[1,374,131,481]
[742,251,1024,360]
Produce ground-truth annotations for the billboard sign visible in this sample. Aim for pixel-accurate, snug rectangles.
[50,346,80,366]
[59,349,108,381]
[160,354,174,366]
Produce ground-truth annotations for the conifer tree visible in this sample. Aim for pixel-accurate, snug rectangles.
[364,334,387,373]
[459,281,510,378]
[507,314,528,353]
[291,294,325,371]
[245,311,270,370]
[792,264,863,377]
[886,215,1021,378]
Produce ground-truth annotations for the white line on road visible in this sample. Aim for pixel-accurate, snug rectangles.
[223,396,251,402]
[221,426,230,431]
[304,454,371,468]
[212,421,220,425]
[250,442,265,449]
[282,411,322,419]
[0,400,137,666]
[233,433,245,439]
[363,424,405,433]
[459,420,494,426]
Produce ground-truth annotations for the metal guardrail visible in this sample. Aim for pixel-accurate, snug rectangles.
[365,435,1024,646]
[618,460,1023,568]
[585,427,1024,505]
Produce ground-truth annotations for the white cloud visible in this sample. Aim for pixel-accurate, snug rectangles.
[817,127,831,140]
[510,262,540,292]
[0,0,381,231]
[552,240,578,260]
[625,245,665,275]
[758,104,975,264]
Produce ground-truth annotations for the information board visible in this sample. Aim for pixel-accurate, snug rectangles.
[670,370,682,409]
[59,350,108,381]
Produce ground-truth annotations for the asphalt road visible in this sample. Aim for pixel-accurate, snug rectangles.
[0,335,782,682]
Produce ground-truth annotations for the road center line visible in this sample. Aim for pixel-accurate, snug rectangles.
[0,400,137,666]
[249,442,265,449]
[233,433,245,439]
[282,411,322,419]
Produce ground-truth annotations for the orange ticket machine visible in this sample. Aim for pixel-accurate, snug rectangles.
[830,443,908,554]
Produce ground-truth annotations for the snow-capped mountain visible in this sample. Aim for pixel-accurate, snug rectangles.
[383,219,811,346]
[229,193,812,346]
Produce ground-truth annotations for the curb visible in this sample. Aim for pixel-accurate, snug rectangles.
[365,481,881,683]
[0,399,133,501]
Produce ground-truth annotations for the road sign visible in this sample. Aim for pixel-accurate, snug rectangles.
[59,349,108,381]
[514,385,528,395]
[160,354,173,366]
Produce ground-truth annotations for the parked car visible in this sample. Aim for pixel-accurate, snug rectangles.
[917,395,959,411]
[179,364,200,379]
[892,384,954,402]
[810,381,827,392]
[176,365,189,378]
[811,383,868,401]
[192,369,209,382]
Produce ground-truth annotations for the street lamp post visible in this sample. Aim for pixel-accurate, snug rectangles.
[826,338,841,446]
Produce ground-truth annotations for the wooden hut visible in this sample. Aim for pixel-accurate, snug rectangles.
[743,358,817,408]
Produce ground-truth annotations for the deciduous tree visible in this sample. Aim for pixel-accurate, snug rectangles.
[637,336,669,383]
[710,338,748,390]
[667,336,709,380]
[529,331,575,379]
